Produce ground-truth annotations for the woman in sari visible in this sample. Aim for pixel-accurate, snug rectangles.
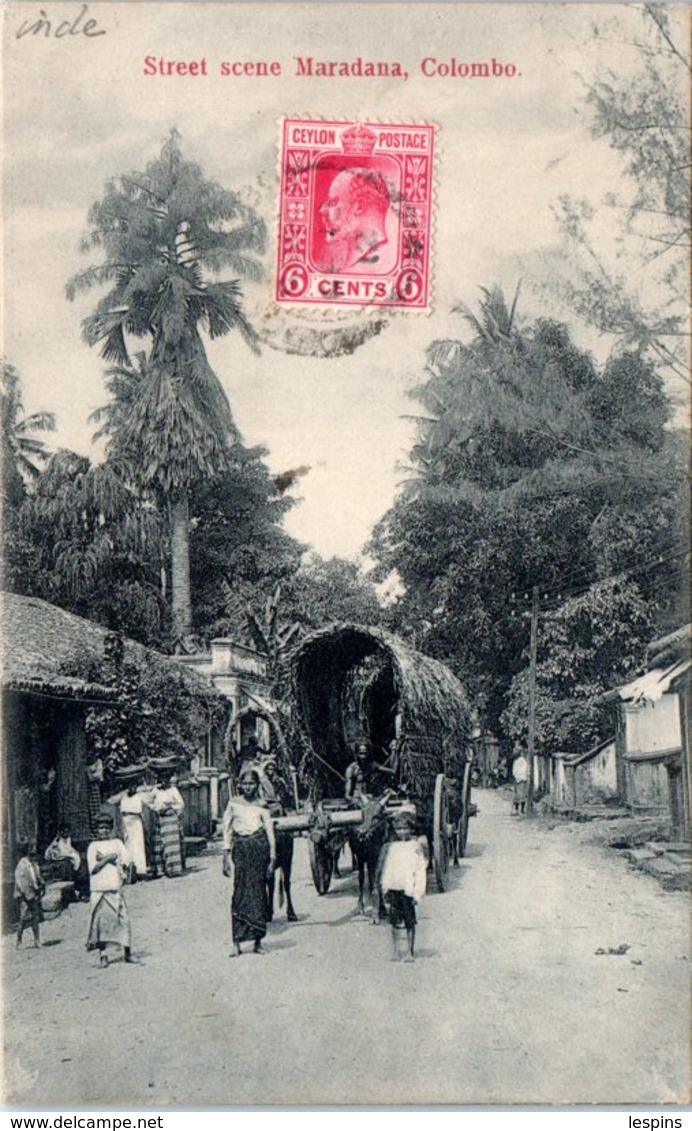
[119,782,152,879]
[150,774,185,877]
[222,769,276,956]
[86,757,104,835]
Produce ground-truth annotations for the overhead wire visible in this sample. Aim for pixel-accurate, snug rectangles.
[504,545,688,615]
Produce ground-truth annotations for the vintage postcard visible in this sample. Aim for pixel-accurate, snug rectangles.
[1,0,690,1111]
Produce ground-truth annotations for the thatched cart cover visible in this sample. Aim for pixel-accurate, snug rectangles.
[291,623,473,802]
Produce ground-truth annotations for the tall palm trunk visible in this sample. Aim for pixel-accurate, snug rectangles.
[170,493,191,639]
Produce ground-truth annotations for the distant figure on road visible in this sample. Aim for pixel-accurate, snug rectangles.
[345,741,396,803]
[14,842,45,950]
[86,812,133,968]
[497,754,509,785]
[512,748,529,815]
[258,757,291,811]
[223,768,277,957]
[379,810,427,962]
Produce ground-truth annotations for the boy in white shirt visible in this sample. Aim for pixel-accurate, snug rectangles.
[379,809,427,962]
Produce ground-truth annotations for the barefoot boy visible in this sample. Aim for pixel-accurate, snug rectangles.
[380,810,427,962]
[14,842,45,949]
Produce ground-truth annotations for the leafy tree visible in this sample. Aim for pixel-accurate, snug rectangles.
[9,450,167,644]
[61,635,224,772]
[187,443,305,641]
[371,287,686,739]
[67,132,266,639]
[547,5,690,389]
[6,427,308,650]
[502,579,654,753]
[284,554,385,630]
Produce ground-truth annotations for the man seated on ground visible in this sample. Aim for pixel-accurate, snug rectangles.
[45,823,89,899]
[344,741,396,804]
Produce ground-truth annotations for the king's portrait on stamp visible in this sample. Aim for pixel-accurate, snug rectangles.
[316,163,395,273]
[277,120,435,309]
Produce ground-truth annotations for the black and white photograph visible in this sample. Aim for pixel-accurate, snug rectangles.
[1,1,690,1110]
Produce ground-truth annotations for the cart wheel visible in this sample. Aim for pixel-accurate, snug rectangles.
[457,759,473,859]
[308,838,333,895]
[433,773,450,892]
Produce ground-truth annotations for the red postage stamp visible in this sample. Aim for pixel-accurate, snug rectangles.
[276,118,436,311]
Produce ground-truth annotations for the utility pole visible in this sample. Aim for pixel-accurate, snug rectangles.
[526,584,539,816]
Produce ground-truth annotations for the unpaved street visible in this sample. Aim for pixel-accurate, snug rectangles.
[3,789,690,1107]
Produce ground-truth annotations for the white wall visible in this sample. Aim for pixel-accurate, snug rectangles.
[625,694,681,755]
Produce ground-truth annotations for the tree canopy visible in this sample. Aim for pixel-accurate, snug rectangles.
[7,449,168,645]
[371,287,688,748]
[547,5,690,392]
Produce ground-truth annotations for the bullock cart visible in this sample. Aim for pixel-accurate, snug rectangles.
[275,624,476,895]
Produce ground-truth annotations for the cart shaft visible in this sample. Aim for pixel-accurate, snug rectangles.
[274,808,363,833]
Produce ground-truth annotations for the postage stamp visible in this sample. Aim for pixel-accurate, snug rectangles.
[276,118,436,311]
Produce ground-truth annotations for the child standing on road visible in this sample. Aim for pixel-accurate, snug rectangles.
[86,811,133,967]
[14,842,45,949]
[380,810,427,962]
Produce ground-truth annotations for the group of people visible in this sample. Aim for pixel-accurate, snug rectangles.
[86,755,187,880]
[113,772,186,880]
[223,740,426,963]
[81,771,187,966]
[13,767,187,961]
[13,813,132,964]
[15,739,445,967]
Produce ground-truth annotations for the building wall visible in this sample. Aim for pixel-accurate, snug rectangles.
[678,682,691,840]
[573,742,618,806]
[625,759,670,812]
[56,709,90,842]
[549,757,569,806]
[619,693,682,818]
[625,695,681,755]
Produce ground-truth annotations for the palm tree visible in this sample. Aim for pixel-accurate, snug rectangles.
[88,352,149,444]
[1,360,56,506]
[404,285,526,492]
[67,132,266,640]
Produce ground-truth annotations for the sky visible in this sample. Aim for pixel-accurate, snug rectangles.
[3,2,688,561]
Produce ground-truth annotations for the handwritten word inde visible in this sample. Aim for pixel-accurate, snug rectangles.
[15,5,106,39]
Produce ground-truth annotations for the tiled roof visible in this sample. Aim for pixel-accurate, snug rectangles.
[0,592,217,700]
[647,625,691,669]
[616,659,691,705]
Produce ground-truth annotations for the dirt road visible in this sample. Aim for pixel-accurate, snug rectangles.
[3,789,690,1107]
